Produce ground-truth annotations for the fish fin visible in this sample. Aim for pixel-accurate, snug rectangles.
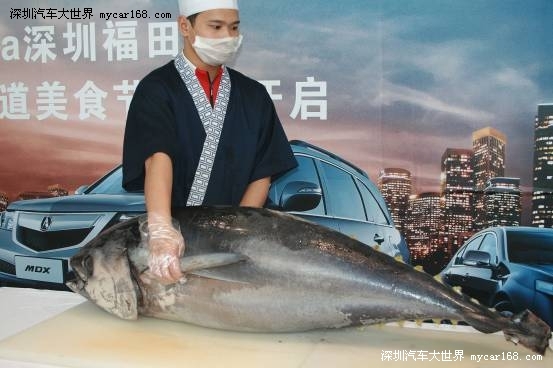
[189,269,251,285]
[180,253,248,273]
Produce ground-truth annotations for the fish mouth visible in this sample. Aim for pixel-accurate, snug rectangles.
[66,253,98,300]
[65,275,81,289]
[66,255,91,293]
[65,273,90,299]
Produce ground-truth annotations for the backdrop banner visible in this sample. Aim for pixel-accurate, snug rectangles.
[1,0,553,268]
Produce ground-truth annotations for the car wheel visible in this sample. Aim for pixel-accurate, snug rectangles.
[493,299,514,318]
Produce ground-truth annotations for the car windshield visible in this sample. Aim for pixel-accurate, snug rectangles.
[86,167,137,195]
[506,230,553,265]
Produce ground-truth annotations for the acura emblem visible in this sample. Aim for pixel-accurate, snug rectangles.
[40,216,52,232]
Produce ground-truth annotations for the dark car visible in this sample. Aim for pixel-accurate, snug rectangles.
[440,226,553,326]
[0,140,409,290]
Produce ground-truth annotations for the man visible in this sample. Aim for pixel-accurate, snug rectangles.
[122,0,297,284]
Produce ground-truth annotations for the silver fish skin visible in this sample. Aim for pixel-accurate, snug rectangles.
[66,206,551,355]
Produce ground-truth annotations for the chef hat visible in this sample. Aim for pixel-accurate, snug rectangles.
[179,0,239,17]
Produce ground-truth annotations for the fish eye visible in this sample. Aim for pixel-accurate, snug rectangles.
[82,255,94,277]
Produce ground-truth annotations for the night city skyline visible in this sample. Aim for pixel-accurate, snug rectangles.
[378,104,553,270]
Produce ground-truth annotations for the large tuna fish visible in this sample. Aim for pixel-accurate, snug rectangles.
[66,207,551,355]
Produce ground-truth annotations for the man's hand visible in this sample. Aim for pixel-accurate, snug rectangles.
[146,213,185,284]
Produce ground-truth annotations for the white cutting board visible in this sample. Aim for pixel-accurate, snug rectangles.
[0,301,551,368]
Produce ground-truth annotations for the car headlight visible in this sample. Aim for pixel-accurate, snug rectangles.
[0,211,14,230]
[535,280,553,296]
[117,213,144,222]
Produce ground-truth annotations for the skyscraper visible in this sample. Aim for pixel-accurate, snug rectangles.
[532,104,553,227]
[472,127,506,231]
[0,192,8,212]
[441,148,474,253]
[484,177,521,227]
[405,192,441,262]
[377,168,412,233]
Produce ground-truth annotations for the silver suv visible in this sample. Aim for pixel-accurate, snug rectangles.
[0,140,409,289]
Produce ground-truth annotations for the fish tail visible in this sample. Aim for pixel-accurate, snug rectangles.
[460,305,551,355]
[501,310,551,356]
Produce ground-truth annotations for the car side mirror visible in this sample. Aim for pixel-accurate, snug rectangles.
[74,185,89,195]
[279,181,322,212]
[463,250,491,267]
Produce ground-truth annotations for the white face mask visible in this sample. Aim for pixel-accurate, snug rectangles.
[192,34,243,66]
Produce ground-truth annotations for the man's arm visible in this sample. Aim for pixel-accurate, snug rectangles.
[144,152,173,218]
[144,152,184,284]
[239,177,271,207]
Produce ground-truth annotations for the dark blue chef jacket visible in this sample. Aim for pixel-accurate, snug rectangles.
[122,61,298,207]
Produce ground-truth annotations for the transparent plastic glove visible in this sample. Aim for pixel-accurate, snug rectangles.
[143,213,185,284]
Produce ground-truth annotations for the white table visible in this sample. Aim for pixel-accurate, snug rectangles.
[0,287,86,341]
[0,287,551,368]
[0,287,85,367]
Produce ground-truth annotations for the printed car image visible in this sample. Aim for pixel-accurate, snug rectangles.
[0,140,410,290]
[440,226,553,327]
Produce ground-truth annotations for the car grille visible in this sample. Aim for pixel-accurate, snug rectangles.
[16,226,93,252]
[0,258,16,275]
[15,212,108,252]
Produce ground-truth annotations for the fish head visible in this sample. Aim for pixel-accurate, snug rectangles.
[66,225,139,320]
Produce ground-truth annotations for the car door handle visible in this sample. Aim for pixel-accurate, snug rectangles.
[373,234,385,244]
